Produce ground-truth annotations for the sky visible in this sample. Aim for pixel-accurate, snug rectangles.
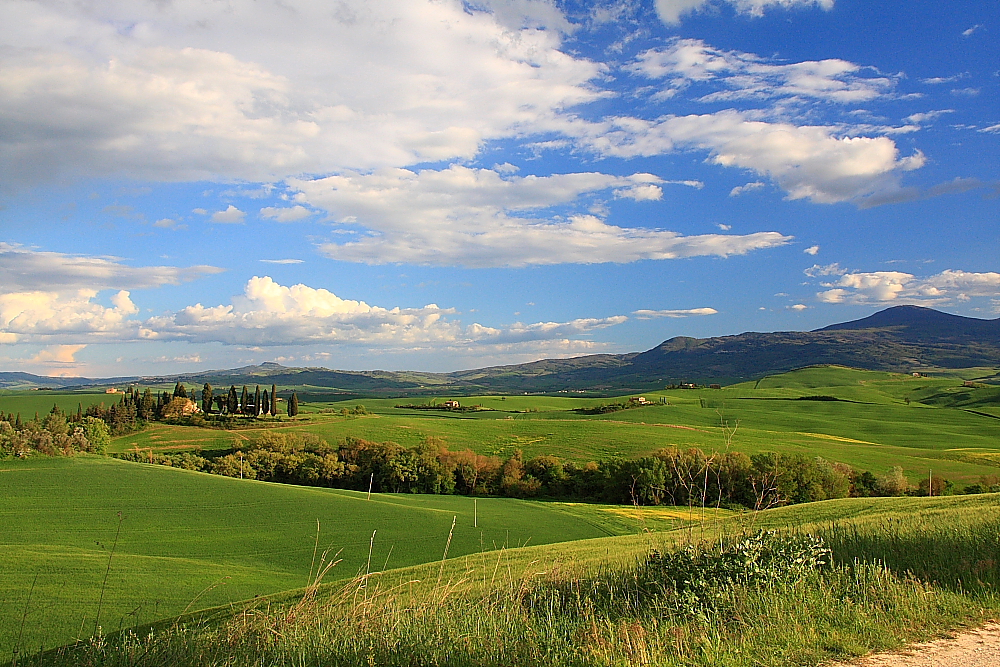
[0,0,997,378]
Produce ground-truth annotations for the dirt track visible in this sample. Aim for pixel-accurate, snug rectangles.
[830,622,1000,667]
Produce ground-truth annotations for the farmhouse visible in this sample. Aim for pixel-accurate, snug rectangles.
[442,400,461,409]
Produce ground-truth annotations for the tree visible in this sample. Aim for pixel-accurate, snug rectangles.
[227,386,238,414]
[254,385,262,417]
[81,417,111,453]
[174,382,187,398]
[271,384,277,416]
[202,383,214,414]
[287,391,299,417]
[261,389,270,417]
[240,386,250,415]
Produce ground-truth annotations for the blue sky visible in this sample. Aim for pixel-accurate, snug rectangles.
[1,0,997,377]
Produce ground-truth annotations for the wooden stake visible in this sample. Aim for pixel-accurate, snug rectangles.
[474,498,478,528]
[367,472,374,500]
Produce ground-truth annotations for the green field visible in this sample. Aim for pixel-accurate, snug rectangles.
[0,391,121,420]
[106,366,1000,485]
[19,484,1000,666]
[0,456,713,654]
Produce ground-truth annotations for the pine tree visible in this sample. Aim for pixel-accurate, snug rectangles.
[202,383,214,414]
[287,391,299,417]
[254,385,261,416]
[271,384,277,416]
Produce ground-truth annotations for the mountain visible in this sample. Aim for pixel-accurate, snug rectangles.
[7,307,1000,395]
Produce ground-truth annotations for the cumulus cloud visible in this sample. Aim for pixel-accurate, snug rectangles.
[0,0,603,186]
[141,276,628,347]
[813,269,1000,305]
[0,243,223,291]
[211,205,246,224]
[29,345,87,365]
[654,0,833,24]
[0,289,141,343]
[568,111,925,204]
[293,165,790,267]
[804,245,820,255]
[260,205,314,222]
[632,39,892,104]
[632,307,718,319]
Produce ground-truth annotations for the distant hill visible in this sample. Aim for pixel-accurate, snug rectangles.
[6,306,1000,395]
[0,372,95,390]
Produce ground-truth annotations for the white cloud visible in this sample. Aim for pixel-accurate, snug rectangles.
[962,24,982,37]
[717,223,732,230]
[804,245,820,255]
[979,123,1000,134]
[920,74,968,84]
[293,165,790,267]
[789,303,808,310]
[0,0,603,186]
[632,307,718,319]
[153,218,186,230]
[569,111,925,204]
[28,345,87,365]
[141,276,629,347]
[260,205,314,222]
[804,263,846,277]
[654,0,833,24]
[0,243,223,291]
[632,39,891,104]
[730,181,765,197]
[0,289,141,343]
[211,205,246,224]
[260,259,305,264]
[814,269,1000,304]
[905,110,954,124]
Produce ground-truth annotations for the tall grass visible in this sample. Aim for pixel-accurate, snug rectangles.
[18,500,1000,667]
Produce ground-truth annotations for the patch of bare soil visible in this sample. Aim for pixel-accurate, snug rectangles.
[829,622,1000,667]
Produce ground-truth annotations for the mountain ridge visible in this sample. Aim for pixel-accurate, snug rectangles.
[3,306,999,393]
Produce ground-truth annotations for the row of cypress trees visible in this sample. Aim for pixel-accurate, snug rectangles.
[196,382,298,417]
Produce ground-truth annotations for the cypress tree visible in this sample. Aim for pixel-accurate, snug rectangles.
[202,383,214,414]
[287,391,299,417]
[240,386,250,415]
[227,386,238,414]
[271,384,277,416]
[261,389,269,417]
[254,385,261,416]
[77,403,83,422]
[15,413,22,429]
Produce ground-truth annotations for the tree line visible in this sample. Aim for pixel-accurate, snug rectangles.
[113,432,987,508]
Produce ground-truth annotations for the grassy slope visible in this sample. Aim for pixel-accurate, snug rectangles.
[1,456,669,654]
[109,366,1000,484]
[31,492,1000,667]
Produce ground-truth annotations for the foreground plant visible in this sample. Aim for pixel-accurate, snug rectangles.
[23,529,991,667]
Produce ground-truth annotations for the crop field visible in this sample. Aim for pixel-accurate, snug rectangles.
[106,367,1000,485]
[0,456,713,654]
[0,392,120,420]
